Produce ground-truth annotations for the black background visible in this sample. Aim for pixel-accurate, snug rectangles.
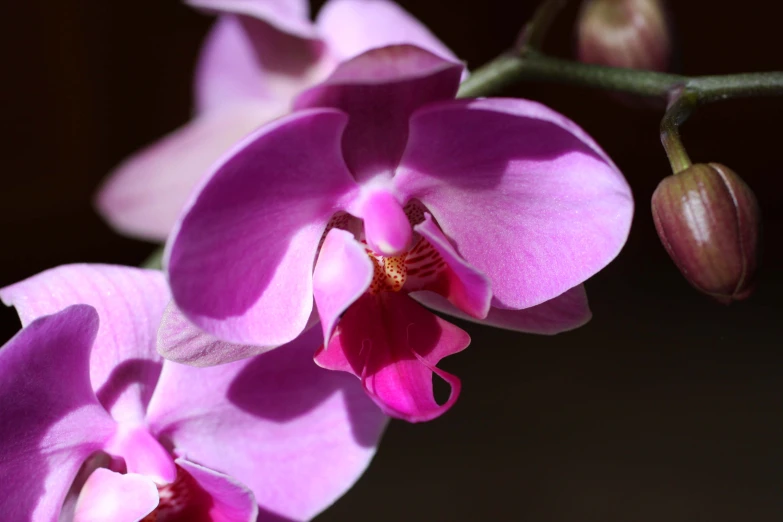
[2,1,782,520]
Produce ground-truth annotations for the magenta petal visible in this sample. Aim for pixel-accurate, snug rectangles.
[187,0,316,38]
[396,98,634,309]
[73,469,159,522]
[316,293,469,422]
[145,326,386,520]
[97,103,285,241]
[177,459,258,522]
[294,45,463,181]
[316,0,459,63]
[1,265,169,425]
[195,15,326,115]
[313,229,373,343]
[0,306,117,521]
[410,213,492,319]
[166,109,358,346]
[158,300,278,366]
[412,284,592,334]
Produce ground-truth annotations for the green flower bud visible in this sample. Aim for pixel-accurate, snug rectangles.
[651,163,761,304]
[577,0,671,72]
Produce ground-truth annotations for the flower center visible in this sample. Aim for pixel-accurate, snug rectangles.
[358,191,412,257]
[141,465,210,522]
[365,235,448,295]
[319,200,449,296]
[367,247,407,294]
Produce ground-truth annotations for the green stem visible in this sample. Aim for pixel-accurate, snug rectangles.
[660,88,694,173]
[458,51,783,101]
[142,247,165,270]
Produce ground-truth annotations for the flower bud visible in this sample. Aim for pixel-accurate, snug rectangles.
[577,0,671,72]
[651,163,761,304]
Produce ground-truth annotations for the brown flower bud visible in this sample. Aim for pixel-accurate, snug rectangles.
[651,163,761,304]
[577,0,671,72]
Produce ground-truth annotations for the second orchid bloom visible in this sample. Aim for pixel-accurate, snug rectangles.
[161,44,634,421]
[97,0,458,240]
[0,265,385,520]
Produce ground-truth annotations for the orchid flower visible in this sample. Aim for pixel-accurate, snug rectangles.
[0,264,386,521]
[96,0,458,241]
[160,44,634,422]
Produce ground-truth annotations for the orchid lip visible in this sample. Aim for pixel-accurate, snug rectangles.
[312,200,487,422]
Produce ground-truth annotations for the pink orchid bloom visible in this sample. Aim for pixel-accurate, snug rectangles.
[96,0,458,241]
[0,264,386,521]
[161,45,634,422]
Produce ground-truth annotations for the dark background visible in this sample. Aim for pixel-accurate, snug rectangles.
[2,1,782,520]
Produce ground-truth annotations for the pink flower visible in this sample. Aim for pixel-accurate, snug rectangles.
[96,0,458,241]
[162,45,634,422]
[0,265,386,521]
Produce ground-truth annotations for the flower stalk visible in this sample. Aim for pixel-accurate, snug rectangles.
[458,50,783,103]
[660,87,694,174]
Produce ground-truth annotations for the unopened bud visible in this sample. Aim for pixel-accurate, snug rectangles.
[577,0,671,72]
[651,163,761,304]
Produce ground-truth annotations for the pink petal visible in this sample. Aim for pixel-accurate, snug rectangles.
[187,0,316,38]
[315,292,470,422]
[165,109,358,346]
[409,213,492,319]
[0,265,169,425]
[316,0,459,63]
[194,15,327,115]
[294,45,463,182]
[158,300,278,366]
[313,228,373,343]
[96,103,285,241]
[73,469,159,522]
[177,459,258,522]
[145,326,386,520]
[412,284,592,334]
[0,306,117,521]
[396,98,633,309]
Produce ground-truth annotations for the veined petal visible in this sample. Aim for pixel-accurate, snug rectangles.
[97,103,283,241]
[145,326,386,521]
[73,469,159,522]
[396,98,633,309]
[187,0,316,39]
[410,213,492,319]
[0,306,116,522]
[294,45,463,182]
[158,301,277,366]
[313,229,373,343]
[195,15,327,115]
[316,0,459,63]
[412,284,592,334]
[177,459,258,522]
[315,293,469,422]
[165,109,359,346]
[0,265,169,425]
